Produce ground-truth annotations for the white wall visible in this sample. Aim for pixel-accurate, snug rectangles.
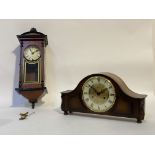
[0,20,153,107]
[151,21,155,94]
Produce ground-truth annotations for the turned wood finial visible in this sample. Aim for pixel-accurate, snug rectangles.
[30,27,37,32]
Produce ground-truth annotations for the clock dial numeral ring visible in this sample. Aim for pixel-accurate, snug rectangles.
[82,76,116,113]
[24,46,41,62]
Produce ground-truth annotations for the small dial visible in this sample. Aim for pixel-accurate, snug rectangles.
[82,76,116,112]
[24,46,41,61]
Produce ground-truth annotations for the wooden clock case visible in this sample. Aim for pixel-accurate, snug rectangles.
[61,72,147,123]
[15,28,48,109]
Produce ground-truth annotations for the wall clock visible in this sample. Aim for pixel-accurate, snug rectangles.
[15,28,48,109]
[61,72,147,123]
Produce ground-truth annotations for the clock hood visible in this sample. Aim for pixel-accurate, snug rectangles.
[17,28,48,46]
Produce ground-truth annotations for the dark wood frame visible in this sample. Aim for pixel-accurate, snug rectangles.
[15,28,48,109]
[61,72,147,123]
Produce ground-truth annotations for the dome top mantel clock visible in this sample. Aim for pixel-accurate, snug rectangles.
[61,72,147,123]
[15,28,48,109]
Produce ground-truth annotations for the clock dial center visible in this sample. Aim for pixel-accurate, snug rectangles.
[89,84,109,105]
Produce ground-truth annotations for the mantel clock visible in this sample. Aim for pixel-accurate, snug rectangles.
[61,72,147,123]
[15,28,48,109]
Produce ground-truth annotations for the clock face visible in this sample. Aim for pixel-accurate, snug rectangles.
[82,76,116,113]
[24,46,41,61]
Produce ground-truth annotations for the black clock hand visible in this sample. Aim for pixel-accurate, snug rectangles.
[33,49,38,54]
[30,48,33,53]
[100,88,107,94]
[88,84,99,95]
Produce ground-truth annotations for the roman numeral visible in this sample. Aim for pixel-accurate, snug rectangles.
[108,100,113,104]
[90,80,94,83]
[97,77,100,82]
[90,103,94,107]
[85,98,89,102]
[110,94,115,96]
[85,84,90,88]
[109,86,112,89]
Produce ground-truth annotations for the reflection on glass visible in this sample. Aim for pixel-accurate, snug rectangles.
[25,63,39,82]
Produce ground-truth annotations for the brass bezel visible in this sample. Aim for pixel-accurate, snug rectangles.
[82,76,116,113]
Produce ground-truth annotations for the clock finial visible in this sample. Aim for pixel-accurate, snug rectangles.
[30,27,37,32]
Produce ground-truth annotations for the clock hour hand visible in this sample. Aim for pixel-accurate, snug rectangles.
[30,48,36,55]
[100,88,107,94]
[88,84,98,94]
[30,48,38,55]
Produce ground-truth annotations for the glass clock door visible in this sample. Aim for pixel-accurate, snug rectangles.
[24,62,40,83]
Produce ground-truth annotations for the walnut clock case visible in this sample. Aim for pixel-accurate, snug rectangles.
[15,28,48,109]
[61,72,147,123]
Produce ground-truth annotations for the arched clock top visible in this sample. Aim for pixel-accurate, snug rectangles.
[62,72,147,100]
[100,72,147,99]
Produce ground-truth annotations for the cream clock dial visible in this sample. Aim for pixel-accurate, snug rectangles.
[82,76,116,112]
[24,46,41,61]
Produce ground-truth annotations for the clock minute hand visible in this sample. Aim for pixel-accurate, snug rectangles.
[88,85,98,94]
[34,49,39,53]
[30,48,33,53]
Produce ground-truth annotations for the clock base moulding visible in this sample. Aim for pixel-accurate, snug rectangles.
[15,87,46,109]
[61,72,147,123]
